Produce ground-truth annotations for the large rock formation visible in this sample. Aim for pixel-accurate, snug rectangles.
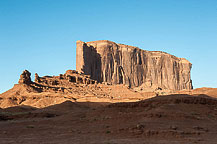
[76,40,193,90]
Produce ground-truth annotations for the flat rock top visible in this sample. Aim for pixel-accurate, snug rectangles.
[77,40,191,64]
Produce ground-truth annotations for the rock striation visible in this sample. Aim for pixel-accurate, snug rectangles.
[76,40,193,90]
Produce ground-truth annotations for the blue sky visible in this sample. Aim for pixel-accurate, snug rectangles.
[0,0,217,93]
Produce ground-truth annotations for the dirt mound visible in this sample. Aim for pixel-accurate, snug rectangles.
[108,94,217,108]
[192,87,217,98]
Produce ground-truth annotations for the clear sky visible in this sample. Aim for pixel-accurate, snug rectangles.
[0,0,217,93]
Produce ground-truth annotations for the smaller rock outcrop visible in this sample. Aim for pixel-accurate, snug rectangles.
[16,70,98,94]
[18,70,32,85]
[35,73,40,83]
[34,70,97,88]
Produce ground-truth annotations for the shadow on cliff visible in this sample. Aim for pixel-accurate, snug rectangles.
[82,44,102,82]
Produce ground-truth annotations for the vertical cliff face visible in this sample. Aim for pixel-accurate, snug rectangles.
[76,40,193,90]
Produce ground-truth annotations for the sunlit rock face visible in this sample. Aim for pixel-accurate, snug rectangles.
[76,40,193,90]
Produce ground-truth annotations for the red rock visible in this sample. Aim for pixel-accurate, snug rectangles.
[76,40,193,90]
[18,70,32,85]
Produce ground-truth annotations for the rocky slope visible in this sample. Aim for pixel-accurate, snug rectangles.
[0,70,156,108]
[76,40,193,90]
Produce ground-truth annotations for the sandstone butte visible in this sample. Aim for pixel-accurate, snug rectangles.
[76,40,193,91]
[0,40,194,108]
